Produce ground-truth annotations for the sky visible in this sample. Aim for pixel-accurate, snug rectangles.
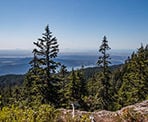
[0,0,148,52]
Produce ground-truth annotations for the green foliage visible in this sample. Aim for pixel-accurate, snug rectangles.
[21,68,45,107]
[83,95,101,111]
[0,74,24,87]
[0,104,59,122]
[21,25,60,107]
[96,36,112,110]
[117,44,148,108]
[0,95,2,107]
[0,26,147,115]
[121,107,146,122]
[64,69,84,107]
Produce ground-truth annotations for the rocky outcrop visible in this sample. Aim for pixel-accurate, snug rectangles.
[58,100,148,122]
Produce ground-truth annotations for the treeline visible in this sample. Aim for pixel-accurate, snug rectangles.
[0,75,24,87]
[0,25,148,112]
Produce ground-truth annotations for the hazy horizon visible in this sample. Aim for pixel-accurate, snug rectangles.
[0,48,134,56]
[0,50,131,75]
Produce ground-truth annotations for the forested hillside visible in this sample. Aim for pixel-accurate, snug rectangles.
[0,75,24,87]
[0,26,147,121]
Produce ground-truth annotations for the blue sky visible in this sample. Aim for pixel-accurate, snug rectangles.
[0,0,148,52]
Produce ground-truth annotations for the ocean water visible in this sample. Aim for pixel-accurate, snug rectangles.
[0,53,130,75]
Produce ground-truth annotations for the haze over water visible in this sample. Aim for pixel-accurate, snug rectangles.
[0,49,133,75]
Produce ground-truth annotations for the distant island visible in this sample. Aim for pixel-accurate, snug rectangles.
[0,50,132,75]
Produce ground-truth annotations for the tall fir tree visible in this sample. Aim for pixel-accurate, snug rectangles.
[23,25,60,106]
[65,69,78,105]
[64,68,86,108]
[34,25,59,81]
[97,36,112,110]
[57,65,68,107]
[77,67,87,98]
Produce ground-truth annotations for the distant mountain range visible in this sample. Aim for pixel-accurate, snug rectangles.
[0,50,133,75]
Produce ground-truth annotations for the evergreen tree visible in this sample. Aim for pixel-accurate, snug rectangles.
[76,67,88,110]
[87,75,99,96]
[23,25,60,106]
[65,69,78,105]
[57,65,68,107]
[97,36,112,110]
[64,69,86,108]
[22,52,44,106]
[118,44,148,107]
[59,65,68,78]
[97,36,111,79]
[85,74,102,111]
[33,25,59,81]
[77,66,87,97]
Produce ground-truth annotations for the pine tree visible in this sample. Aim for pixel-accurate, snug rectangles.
[57,65,68,107]
[85,74,102,111]
[117,44,148,107]
[64,69,85,108]
[97,36,112,110]
[97,36,111,78]
[76,67,88,109]
[66,69,78,104]
[33,25,59,82]
[22,52,44,106]
[59,65,68,78]
[23,25,60,106]
[34,25,60,105]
